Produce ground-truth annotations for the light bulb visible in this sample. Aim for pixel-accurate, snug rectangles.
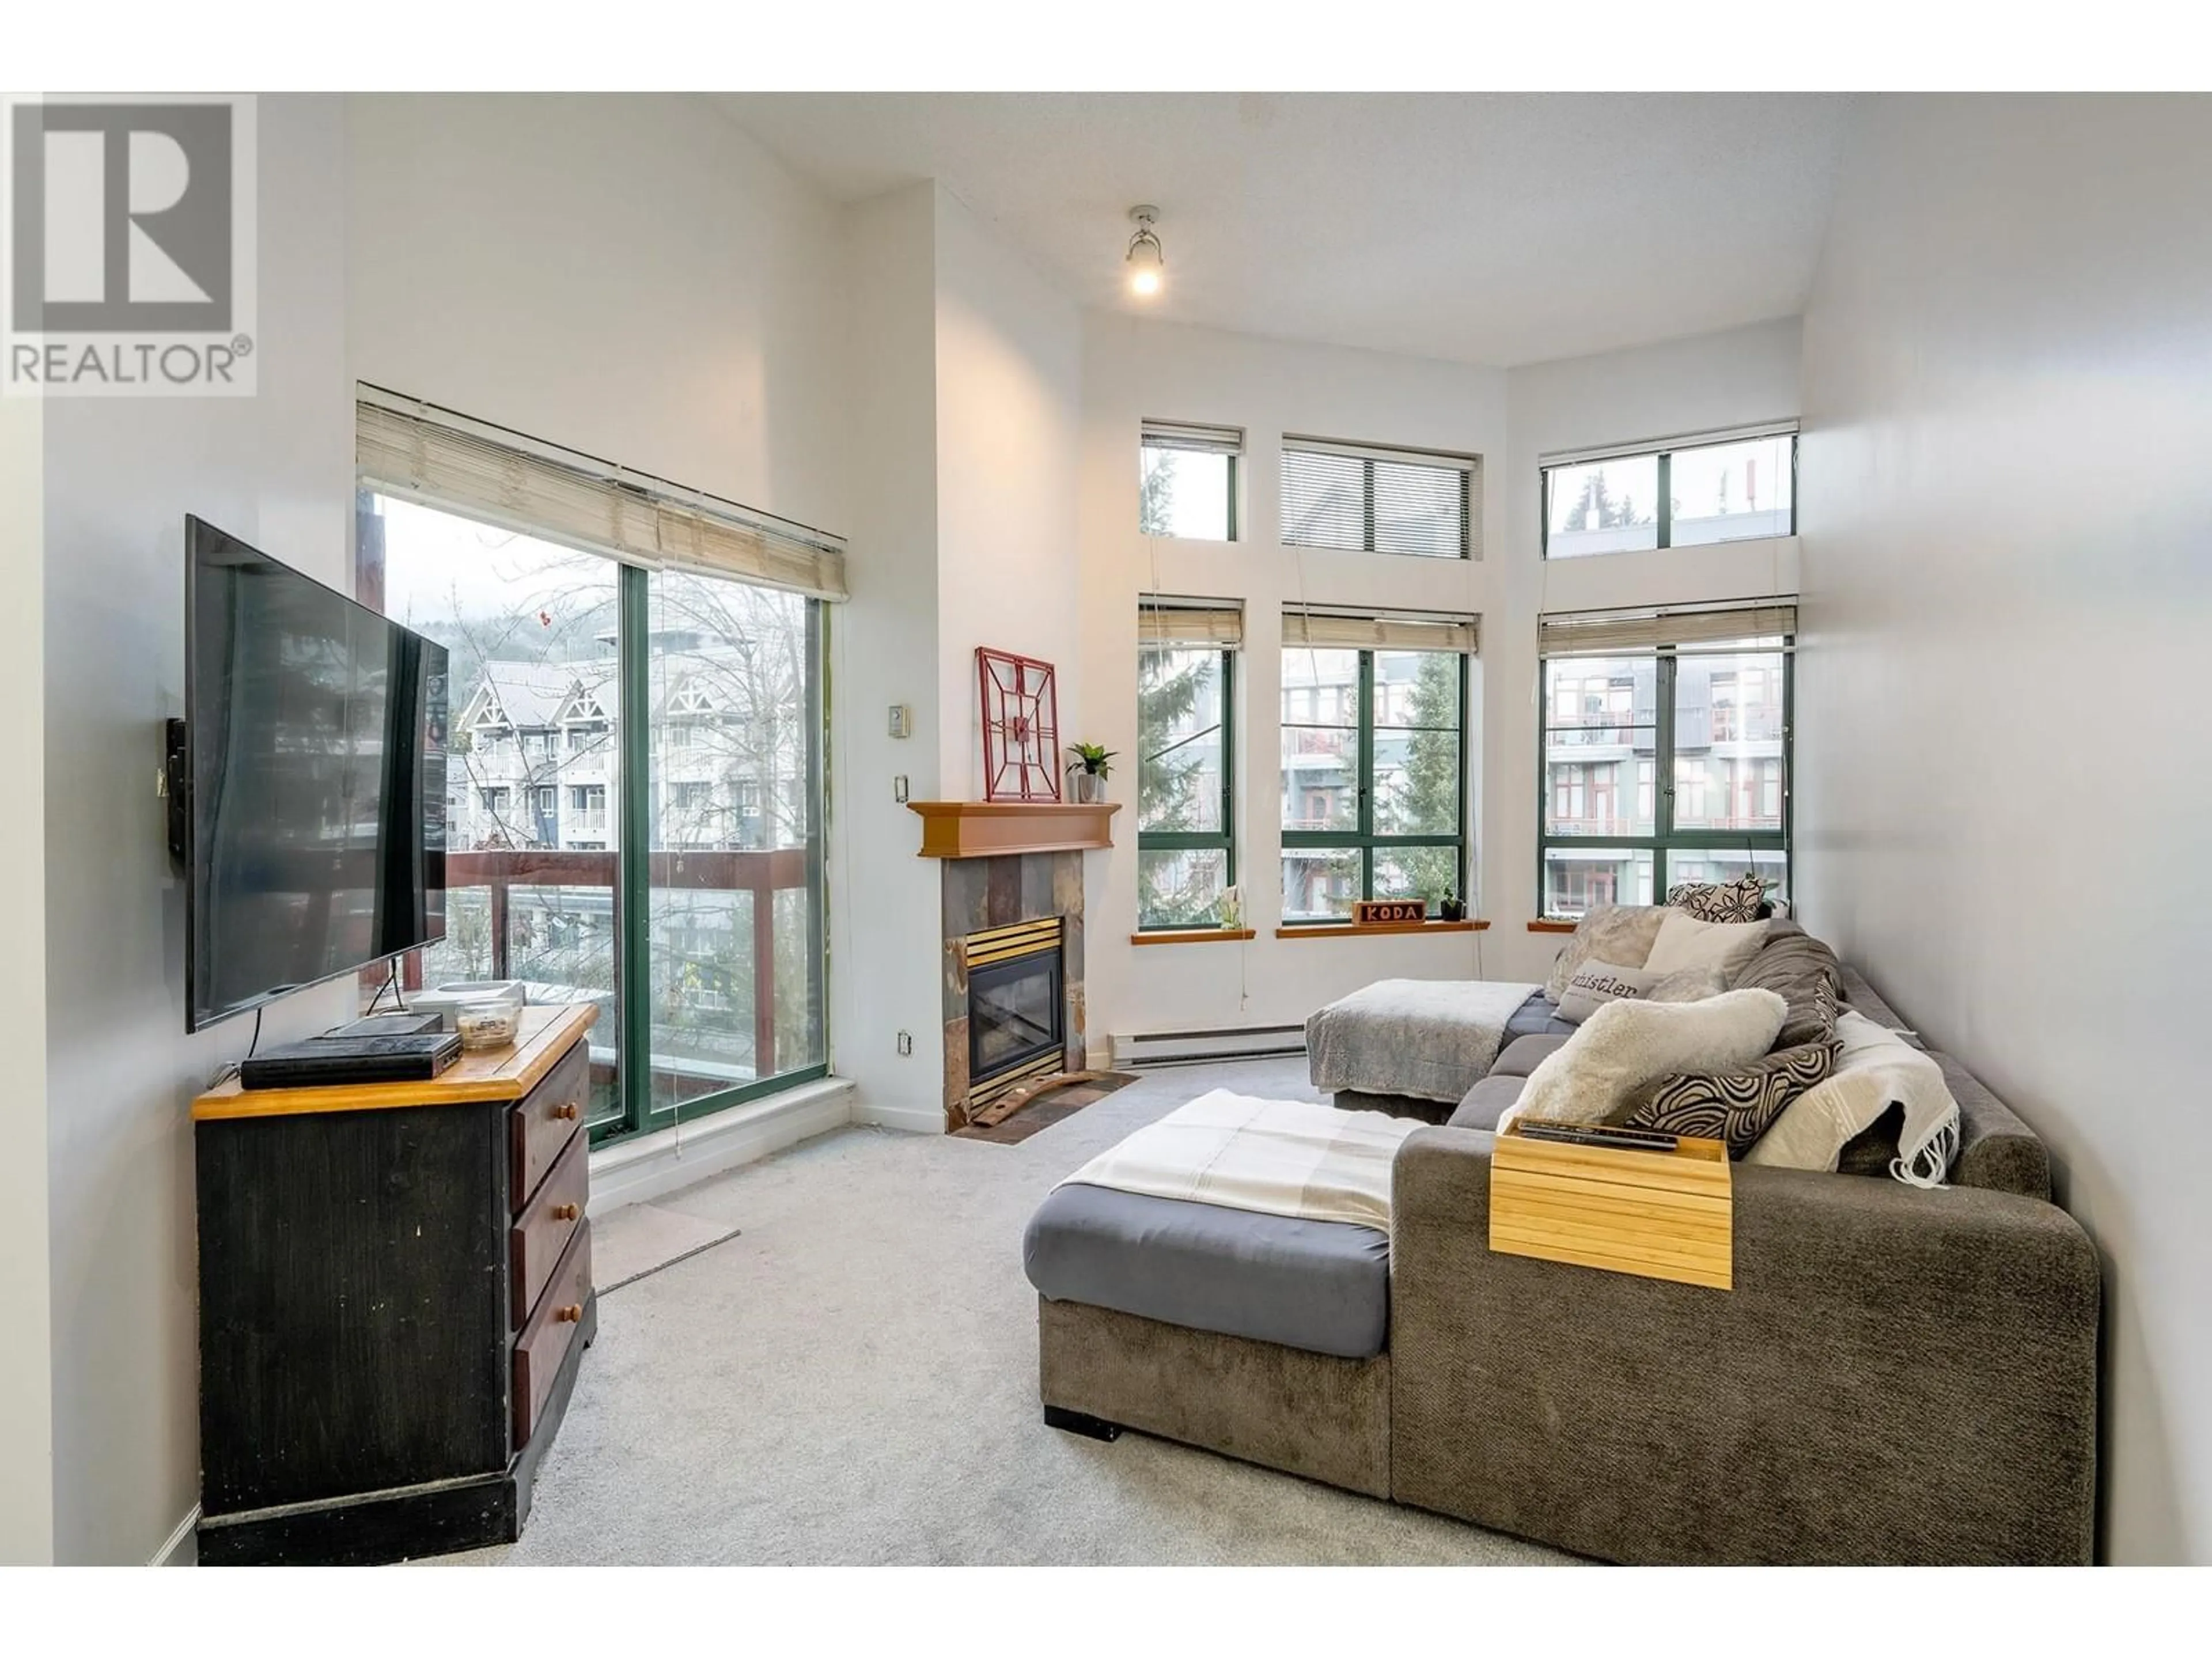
[1130,266,1161,298]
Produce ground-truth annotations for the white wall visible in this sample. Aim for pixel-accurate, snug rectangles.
[835,184,949,1130]
[1796,94,2212,1565]
[0,357,54,1565]
[39,94,356,1563]
[933,190,1085,800]
[1077,317,1507,1045]
[1076,315,1804,1045]
[348,94,849,539]
[1490,319,1804,982]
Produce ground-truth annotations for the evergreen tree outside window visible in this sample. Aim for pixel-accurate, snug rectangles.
[1543,430,1797,559]
[1281,623,1471,923]
[1136,599,1239,929]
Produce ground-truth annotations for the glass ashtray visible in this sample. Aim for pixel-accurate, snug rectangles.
[454,1000,522,1051]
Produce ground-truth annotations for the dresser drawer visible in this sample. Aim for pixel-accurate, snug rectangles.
[513,1221,591,1452]
[510,1126,588,1329]
[509,1038,589,1213]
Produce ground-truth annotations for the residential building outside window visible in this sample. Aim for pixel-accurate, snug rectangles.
[357,395,837,1149]
[1139,421,1241,541]
[1280,437,1479,560]
[1281,609,1475,922]
[1543,427,1797,559]
[1537,601,1795,918]
[1136,599,1240,928]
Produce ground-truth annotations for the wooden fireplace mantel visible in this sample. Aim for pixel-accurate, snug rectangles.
[908,800,1122,859]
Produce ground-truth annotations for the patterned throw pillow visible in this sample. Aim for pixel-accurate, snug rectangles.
[1622,1039,1844,1156]
[1668,875,1767,923]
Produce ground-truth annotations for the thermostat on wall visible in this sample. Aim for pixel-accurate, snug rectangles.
[888,704,912,740]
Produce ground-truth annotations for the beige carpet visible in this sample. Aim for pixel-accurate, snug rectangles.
[456,1056,1568,1566]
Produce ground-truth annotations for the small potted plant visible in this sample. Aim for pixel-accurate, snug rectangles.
[1065,742,1116,803]
[1438,885,1467,922]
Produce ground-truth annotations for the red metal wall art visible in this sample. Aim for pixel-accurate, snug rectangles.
[976,647,1061,802]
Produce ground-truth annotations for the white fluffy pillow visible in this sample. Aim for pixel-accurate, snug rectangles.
[1504,988,1789,1130]
[1643,910,1770,979]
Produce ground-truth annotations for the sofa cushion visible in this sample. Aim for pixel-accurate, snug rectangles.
[1555,959,1657,1022]
[1666,874,1767,923]
[1493,1033,1570,1077]
[1541,903,1669,1001]
[1643,910,1771,979]
[1022,1183,1391,1359]
[1623,1038,1843,1156]
[1449,1074,1527,1132]
[1504,990,1578,1041]
[1733,926,1843,1048]
[1512,988,1789,1128]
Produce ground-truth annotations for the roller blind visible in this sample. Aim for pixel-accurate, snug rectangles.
[1281,435,1480,560]
[1539,599,1798,657]
[1283,606,1479,654]
[355,388,849,601]
[1139,596,1244,648]
[1141,419,1243,456]
[1537,419,1799,471]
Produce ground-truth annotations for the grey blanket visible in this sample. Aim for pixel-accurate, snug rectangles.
[1306,978,1543,1103]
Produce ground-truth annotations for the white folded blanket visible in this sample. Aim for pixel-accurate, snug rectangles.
[1058,1090,1419,1231]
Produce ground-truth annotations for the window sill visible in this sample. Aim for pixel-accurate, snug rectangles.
[1130,927,1257,946]
[1274,919,1487,940]
[1528,919,1580,934]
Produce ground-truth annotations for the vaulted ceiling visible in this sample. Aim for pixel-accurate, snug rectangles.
[715,92,1857,368]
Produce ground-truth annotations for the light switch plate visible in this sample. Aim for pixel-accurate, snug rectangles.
[893,774,909,802]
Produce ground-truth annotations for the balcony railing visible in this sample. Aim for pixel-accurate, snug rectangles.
[426,846,810,1094]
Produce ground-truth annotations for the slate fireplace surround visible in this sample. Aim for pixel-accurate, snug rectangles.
[940,850,1085,1131]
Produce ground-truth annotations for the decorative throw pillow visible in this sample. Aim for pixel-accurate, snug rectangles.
[1555,960,1656,1024]
[1730,926,1843,1048]
[1623,1039,1843,1156]
[1646,965,1729,1004]
[1642,910,1770,979]
[1668,874,1767,923]
[1541,903,1669,1003]
[1505,988,1788,1131]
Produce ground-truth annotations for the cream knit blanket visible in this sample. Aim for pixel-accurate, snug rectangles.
[1058,1090,1418,1231]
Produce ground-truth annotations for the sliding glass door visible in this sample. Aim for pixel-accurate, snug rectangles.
[361,490,827,1146]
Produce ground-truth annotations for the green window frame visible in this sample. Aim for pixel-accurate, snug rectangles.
[1135,642,1237,929]
[1540,429,1798,559]
[1281,649,1469,922]
[1536,632,1793,918]
[355,490,831,1153]
[1139,421,1242,543]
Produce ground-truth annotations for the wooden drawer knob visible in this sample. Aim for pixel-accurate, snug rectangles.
[555,1304,584,1323]
[552,1101,580,1121]
[552,1203,581,1222]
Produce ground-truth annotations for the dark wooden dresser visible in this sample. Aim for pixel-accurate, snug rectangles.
[191,1003,600,1565]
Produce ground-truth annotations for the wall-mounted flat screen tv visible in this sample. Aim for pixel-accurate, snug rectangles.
[185,515,447,1031]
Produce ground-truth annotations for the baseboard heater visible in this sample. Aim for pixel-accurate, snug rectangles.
[1114,1023,1307,1068]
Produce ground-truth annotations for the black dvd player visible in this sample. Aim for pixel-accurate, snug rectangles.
[239,1032,463,1090]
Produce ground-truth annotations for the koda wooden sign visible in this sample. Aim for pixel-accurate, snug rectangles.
[1353,900,1427,926]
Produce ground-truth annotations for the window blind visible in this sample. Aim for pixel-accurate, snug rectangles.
[1281,436,1479,560]
[1539,599,1798,657]
[1139,596,1244,648]
[1141,419,1243,456]
[355,388,849,601]
[1283,606,1479,654]
[1537,419,1799,471]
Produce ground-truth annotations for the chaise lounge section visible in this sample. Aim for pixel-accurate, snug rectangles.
[1024,967,2100,1564]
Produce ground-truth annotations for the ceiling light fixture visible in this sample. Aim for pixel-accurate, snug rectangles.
[1125,204,1164,298]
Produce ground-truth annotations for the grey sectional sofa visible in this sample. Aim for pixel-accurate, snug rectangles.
[1022,967,2100,1564]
